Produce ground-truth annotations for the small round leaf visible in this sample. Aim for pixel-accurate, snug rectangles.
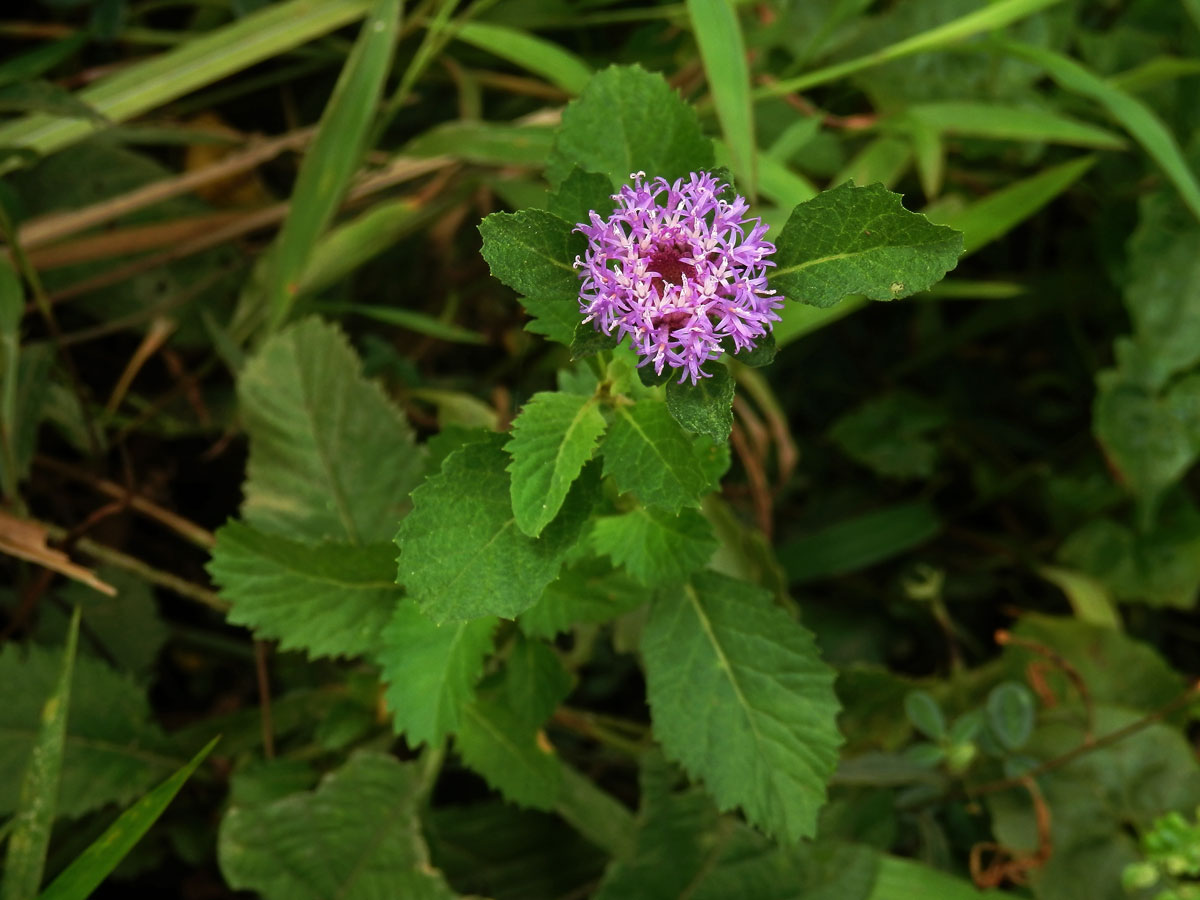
[986,682,1036,751]
[904,689,946,741]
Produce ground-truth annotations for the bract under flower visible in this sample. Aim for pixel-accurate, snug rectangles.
[573,171,780,383]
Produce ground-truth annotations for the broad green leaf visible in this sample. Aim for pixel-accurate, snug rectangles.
[986,682,1036,751]
[258,0,401,332]
[869,854,990,900]
[546,64,714,188]
[397,433,594,622]
[829,390,947,480]
[570,319,618,360]
[773,182,963,308]
[208,521,400,660]
[998,40,1200,224]
[456,691,562,810]
[779,501,942,583]
[665,365,735,442]
[905,102,1125,149]
[590,507,717,587]
[239,317,424,544]
[0,645,180,819]
[0,0,372,175]
[641,572,842,841]
[757,0,1066,96]
[688,0,755,196]
[453,22,592,94]
[517,557,647,638]
[2,607,78,900]
[478,209,585,300]
[521,296,581,347]
[1093,373,1200,522]
[546,167,616,226]
[219,752,457,900]
[38,736,218,900]
[505,636,573,730]
[729,330,777,368]
[601,400,713,512]
[1037,565,1121,629]
[903,690,946,741]
[375,601,496,746]
[506,391,607,537]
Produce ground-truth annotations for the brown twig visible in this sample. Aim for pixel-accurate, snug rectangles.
[970,775,1052,887]
[996,629,1094,741]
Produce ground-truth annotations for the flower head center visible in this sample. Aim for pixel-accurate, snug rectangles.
[647,245,694,293]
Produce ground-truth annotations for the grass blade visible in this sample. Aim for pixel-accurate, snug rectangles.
[905,102,1126,149]
[453,21,592,94]
[259,0,402,333]
[315,302,487,345]
[687,0,756,196]
[37,737,220,900]
[1,606,80,900]
[998,40,1200,223]
[758,0,1065,97]
[0,0,371,175]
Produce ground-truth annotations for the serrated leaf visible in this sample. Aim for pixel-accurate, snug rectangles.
[601,400,713,512]
[547,167,616,225]
[239,317,425,544]
[665,365,735,441]
[641,572,841,842]
[773,182,963,308]
[398,433,595,622]
[456,691,562,810]
[591,507,717,587]
[546,64,714,187]
[219,752,457,900]
[478,209,584,300]
[506,391,607,537]
[570,319,618,360]
[729,330,776,368]
[375,601,496,747]
[521,296,581,347]
[208,521,399,660]
[0,645,180,819]
[518,557,648,638]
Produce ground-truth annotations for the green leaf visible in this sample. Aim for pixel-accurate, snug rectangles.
[570,319,618,360]
[687,0,755,196]
[773,182,963,308]
[0,81,106,123]
[0,646,180,819]
[404,121,555,167]
[546,64,714,188]
[456,691,562,810]
[315,300,486,345]
[397,433,594,622]
[905,102,1126,149]
[591,507,717,587]
[38,736,218,900]
[219,752,457,900]
[238,317,425,544]
[258,0,401,332]
[521,296,581,347]
[986,682,1036,752]
[208,521,400,660]
[505,636,573,730]
[478,209,585,300]
[506,391,607,537]
[664,365,735,442]
[903,690,946,741]
[517,557,648,638]
[452,21,592,94]
[999,39,1200,224]
[2,607,78,900]
[601,400,713,512]
[729,331,776,368]
[547,167,615,226]
[641,572,842,842]
[829,390,947,480]
[375,601,496,747]
[779,501,942,583]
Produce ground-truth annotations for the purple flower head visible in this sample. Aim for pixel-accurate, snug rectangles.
[573,171,780,384]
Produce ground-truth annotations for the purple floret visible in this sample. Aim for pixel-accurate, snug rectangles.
[573,170,780,384]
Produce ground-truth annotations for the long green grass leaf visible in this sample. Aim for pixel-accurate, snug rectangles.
[1,607,80,900]
[37,737,219,900]
[0,0,371,175]
[453,21,592,94]
[998,40,1200,223]
[687,0,756,196]
[905,102,1125,149]
[260,0,402,333]
[758,0,1065,97]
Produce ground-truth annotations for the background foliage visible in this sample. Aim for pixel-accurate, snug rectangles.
[2,0,1200,898]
